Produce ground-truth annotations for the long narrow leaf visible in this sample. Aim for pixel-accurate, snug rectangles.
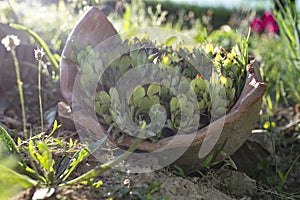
[0,126,19,157]
[60,147,90,182]
[60,132,109,182]
[0,157,38,188]
[37,141,54,174]
[17,161,46,183]
[60,135,143,186]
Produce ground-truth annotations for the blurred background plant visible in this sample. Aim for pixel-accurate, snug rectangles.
[0,0,80,52]
[250,0,300,114]
[273,0,300,105]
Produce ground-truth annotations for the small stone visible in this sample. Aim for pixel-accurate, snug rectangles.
[220,169,257,197]
[231,132,272,175]
[32,187,55,200]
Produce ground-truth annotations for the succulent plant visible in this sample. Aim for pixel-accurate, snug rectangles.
[77,35,247,142]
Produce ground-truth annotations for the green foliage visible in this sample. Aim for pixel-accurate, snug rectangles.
[0,157,38,199]
[250,34,284,112]
[0,125,19,157]
[0,126,37,199]
[28,140,55,185]
[273,0,300,104]
[254,136,300,195]
[0,123,142,198]
[250,115,300,197]
[207,28,242,49]
[111,0,168,33]
[251,0,300,112]
[0,0,79,52]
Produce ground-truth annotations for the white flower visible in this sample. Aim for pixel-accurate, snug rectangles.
[34,47,45,60]
[1,35,20,51]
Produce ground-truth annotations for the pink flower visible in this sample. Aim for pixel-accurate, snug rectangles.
[262,11,279,34]
[251,17,264,33]
[265,22,279,34]
[262,11,276,24]
[251,11,279,34]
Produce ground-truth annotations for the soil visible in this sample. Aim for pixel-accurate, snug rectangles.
[9,159,237,200]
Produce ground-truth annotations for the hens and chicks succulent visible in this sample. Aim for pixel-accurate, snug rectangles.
[77,35,247,142]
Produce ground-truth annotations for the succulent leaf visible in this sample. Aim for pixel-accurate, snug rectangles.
[163,36,178,46]
[97,91,111,104]
[147,83,161,97]
[118,55,132,75]
[132,86,146,104]
[136,49,149,66]
[137,97,154,110]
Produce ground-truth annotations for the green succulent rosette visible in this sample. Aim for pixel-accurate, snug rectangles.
[76,35,247,142]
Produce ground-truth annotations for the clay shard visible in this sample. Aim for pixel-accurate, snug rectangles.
[60,8,118,105]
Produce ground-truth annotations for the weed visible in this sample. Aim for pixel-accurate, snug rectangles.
[34,47,46,132]
[1,34,27,139]
[0,122,143,199]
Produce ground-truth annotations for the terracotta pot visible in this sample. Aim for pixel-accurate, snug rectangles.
[60,7,267,172]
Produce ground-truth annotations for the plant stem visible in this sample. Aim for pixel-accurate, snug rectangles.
[38,60,44,131]
[11,49,28,139]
